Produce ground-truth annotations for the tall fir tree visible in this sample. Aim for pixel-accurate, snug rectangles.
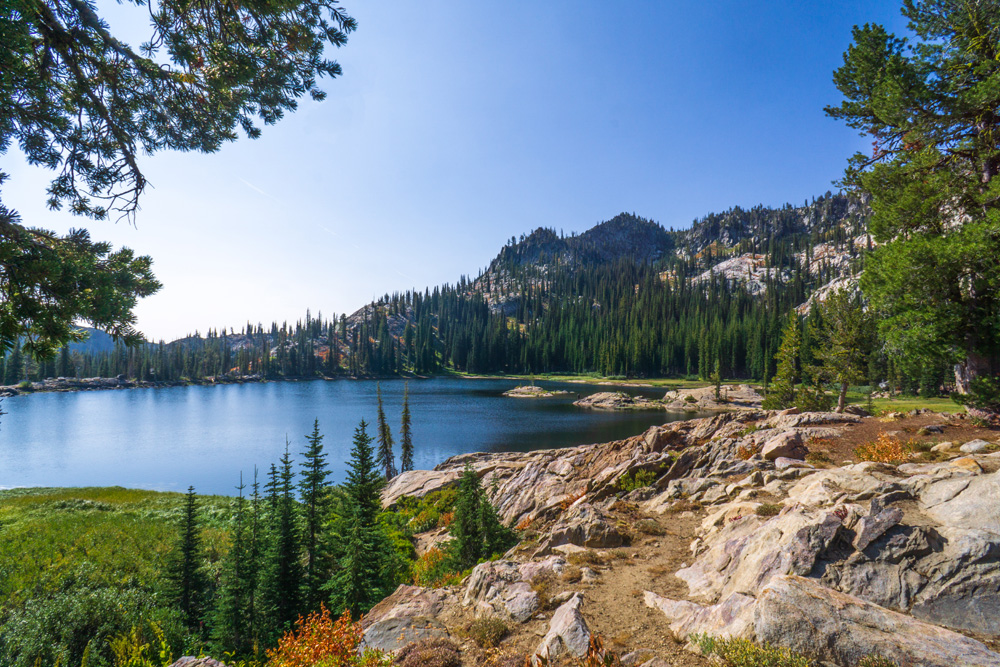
[448,464,516,571]
[375,383,397,479]
[210,475,254,655]
[762,317,802,410]
[167,486,207,630]
[299,419,332,611]
[259,441,303,643]
[327,419,391,617]
[400,382,414,473]
[813,288,876,411]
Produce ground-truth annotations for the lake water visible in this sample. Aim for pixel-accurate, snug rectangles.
[0,378,694,495]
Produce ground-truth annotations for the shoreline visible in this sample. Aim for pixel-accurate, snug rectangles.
[0,372,709,399]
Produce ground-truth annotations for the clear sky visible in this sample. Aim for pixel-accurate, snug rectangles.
[4,1,908,342]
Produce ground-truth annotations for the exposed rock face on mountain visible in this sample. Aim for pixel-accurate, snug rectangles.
[377,409,1000,666]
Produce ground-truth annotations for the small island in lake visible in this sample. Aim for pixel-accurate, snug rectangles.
[502,384,570,398]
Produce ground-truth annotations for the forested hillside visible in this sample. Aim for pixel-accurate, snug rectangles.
[2,192,885,386]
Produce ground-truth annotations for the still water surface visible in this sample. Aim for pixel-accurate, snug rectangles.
[0,378,694,495]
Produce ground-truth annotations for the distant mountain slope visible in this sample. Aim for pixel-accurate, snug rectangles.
[68,327,117,355]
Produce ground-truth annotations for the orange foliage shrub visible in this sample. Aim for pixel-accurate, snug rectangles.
[266,606,385,667]
[853,433,911,464]
[559,489,586,511]
[515,516,534,531]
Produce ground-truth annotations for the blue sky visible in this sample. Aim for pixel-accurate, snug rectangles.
[4,1,907,341]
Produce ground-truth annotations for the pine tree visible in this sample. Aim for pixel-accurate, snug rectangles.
[813,289,876,412]
[448,464,516,571]
[375,383,397,479]
[400,382,414,473]
[299,419,332,611]
[167,486,207,630]
[762,318,801,410]
[210,475,253,655]
[259,441,303,642]
[327,419,391,617]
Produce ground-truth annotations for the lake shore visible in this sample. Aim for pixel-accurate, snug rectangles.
[0,371,708,399]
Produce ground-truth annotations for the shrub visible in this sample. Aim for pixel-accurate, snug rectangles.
[635,518,665,536]
[684,394,698,403]
[691,634,811,667]
[266,606,387,667]
[576,635,623,667]
[530,573,556,609]
[412,547,460,588]
[567,550,603,567]
[857,656,897,667]
[395,637,461,667]
[616,470,657,493]
[468,616,508,648]
[853,433,911,464]
[755,503,782,518]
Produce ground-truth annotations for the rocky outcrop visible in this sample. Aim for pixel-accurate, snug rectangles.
[753,576,1000,667]
[673,454,1000,637]
[503,385,569,398]
[573,392,662,410]
[535,503,623,553]
[362,585,458,651]
[462,557,566,623]
[661,384,763,411]
[646,576,1000,667]
[368,410,1000,666]
[533,593,591,662]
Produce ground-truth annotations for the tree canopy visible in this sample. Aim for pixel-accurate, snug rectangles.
[1,0,355,356]
[826,0,1000,396]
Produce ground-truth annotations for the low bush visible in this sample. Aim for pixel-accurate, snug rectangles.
[634,518,665,536]
[853,433,912,464]
[530,573,557,610]
[575,635,623,667]
[755,503,782,518]
[467,616,508,648]
[411,547,463,588]
[857,656,897,667]
[692,634,811,667]
[616,470,657,493]
[395,637,461,667]
[266,606,388,667]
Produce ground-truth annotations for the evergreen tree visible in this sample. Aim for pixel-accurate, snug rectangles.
[813,288,876,411]
[448,464,516,571]
[827,0,1000,399]
[210,475,253,655]
[299,419,332,611]
[400,382,414,473]
[167,486,207,630]
[762,318,801,410]
[4,346,23,385]
[259,441,303,642]
[375,383,397,479]
[328,419,391,617]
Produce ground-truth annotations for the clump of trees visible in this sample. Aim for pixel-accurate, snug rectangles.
[827,0,1000,413]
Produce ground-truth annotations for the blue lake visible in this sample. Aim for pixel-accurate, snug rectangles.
[0,378,693,495]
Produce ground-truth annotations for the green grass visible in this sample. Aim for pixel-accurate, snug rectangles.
[843,394,965,414]
[0,487,236,667]
[0,486,234,607]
